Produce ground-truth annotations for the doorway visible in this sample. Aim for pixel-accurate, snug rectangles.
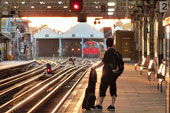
[122,38,131,60]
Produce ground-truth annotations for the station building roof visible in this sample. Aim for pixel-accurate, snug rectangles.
[60,23,104,39]
[34,27,60,39]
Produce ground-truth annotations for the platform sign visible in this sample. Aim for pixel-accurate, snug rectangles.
[159,1,169,13]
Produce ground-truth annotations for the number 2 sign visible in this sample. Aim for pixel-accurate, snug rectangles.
[159,1,169,13]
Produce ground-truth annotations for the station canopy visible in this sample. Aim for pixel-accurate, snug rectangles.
[0,0,137,19]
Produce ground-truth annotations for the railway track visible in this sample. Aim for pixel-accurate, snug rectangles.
[0,58,93,112]
[0,65,45,90]
[0,59,68,109]
[0,64,89,113]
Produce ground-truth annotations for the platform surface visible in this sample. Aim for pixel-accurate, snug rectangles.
[0,60,34,71]
[59,63,165,113]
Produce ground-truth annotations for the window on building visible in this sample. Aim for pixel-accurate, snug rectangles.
[90,34,94,37]
[84,44,86,48]
[93,43,97,48]
[45,34,49,37]
[72,34,76,37]
[90,44,92,48]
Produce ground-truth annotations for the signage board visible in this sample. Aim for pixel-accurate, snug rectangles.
[159,1,169,13]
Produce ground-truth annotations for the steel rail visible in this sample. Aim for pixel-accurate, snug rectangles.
[51,68,89,113]
[0,67,73,110]
[52,64,61,72]
[0,65,44,84]
[0,72,45,99]
[5,66,81,113]
[0,67,45,89]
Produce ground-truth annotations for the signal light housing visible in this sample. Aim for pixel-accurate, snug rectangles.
[70,0,83,13]
[46,63,52,74]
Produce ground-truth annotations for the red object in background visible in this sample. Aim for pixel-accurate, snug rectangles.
[83,41,100,56]
[73,3,79,10]
[70,0,83,13]
[66,45,68,48]
[46,63,52,74]
[47,68,51,73]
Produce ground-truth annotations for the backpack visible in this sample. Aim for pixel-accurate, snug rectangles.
[110,50,124,76]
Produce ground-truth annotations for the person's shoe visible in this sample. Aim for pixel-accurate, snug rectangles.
[107,105,115,111]
[94,105,103,110]
[89,107,95,110]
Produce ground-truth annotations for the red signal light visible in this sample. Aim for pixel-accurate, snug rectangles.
[47,68,51,73]
[70,0,83,13]
[46,63,52,74]
[73,3,79,10]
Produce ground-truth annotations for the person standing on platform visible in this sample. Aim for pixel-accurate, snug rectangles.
[91,38,118,111]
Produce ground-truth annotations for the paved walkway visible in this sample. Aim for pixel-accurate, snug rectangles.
[59,63,166,113]
[0,60,34,71]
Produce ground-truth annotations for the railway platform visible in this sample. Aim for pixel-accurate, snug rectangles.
[0,60,35,71]
[58,63,165,113]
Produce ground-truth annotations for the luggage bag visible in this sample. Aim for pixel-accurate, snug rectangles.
[82,69,97,110]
